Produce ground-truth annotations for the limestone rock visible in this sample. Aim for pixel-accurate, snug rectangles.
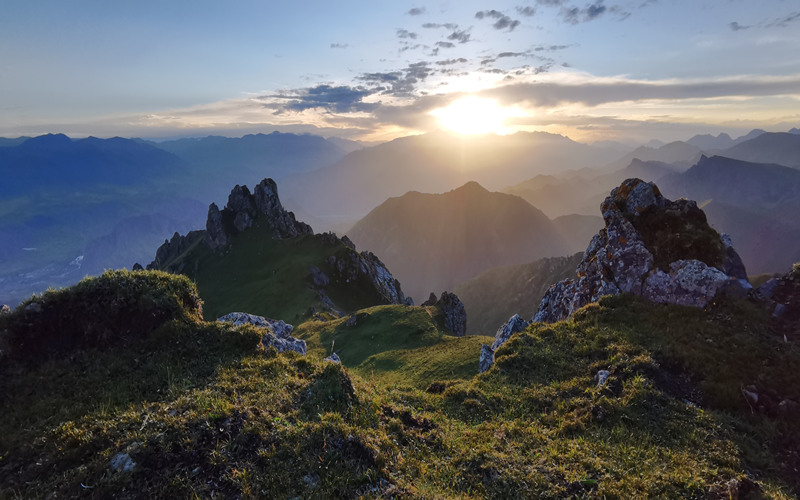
[439,291,467,337]
[595,370,611,387]
[217,312,306,355]
[326,250,408,306]
[110,453,136,473]
[491,314,529,351]
[132,263,143,271]
[309,266,330,287]
[252,178,313,238]
[755,265,800,337]
[421,292,438,307]
[478,344,494,374]
[204,203,228,250]
[534,178,750,323]
[0,304,10,315]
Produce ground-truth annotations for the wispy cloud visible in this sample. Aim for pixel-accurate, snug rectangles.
[407,7,426,16]
[330,43,349,49]
[765,11,800,28]
[266,85,378,114]
[422,22,459,30]
[516,6,536,17]
[729,22,750,31]
[396,29,418,39]
[447,29,472,43]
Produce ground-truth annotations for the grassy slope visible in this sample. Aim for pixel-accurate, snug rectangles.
[295,304,492,387]
[161,219,380,323]
[2,274,799,497]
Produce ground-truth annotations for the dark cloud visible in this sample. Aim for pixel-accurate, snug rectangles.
[766,11,800,28]
[422,22,459,30]
[447,29,471,43]
[516,6,536,16]
[435,58,468,65]
[407,7,426,15]
[269,85,377,114]
[536,0,566,5]
[533,44,571,51]
[435,41,455,49]
[475,10,521,31]
[357,62,433,97]
[398,42,424,53]
[330,43,349,49]
[559,1,628,24]
[729,22,750,31]
[396,29,418,39]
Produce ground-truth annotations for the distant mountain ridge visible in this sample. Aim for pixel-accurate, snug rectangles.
[347,181,570,300]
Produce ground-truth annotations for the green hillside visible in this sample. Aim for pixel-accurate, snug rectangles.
[2,271,799,498]
[153,218,395,323]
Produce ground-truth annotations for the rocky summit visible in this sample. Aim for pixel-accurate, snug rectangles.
[534,178,752,323]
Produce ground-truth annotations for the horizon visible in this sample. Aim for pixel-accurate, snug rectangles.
[2,1,799,144]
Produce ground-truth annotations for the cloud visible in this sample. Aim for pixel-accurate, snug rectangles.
[482,74,800,108]
[729,22,749,31]
[765,11,800,28]
[536,0,566,5]
[422,22,459,30]
[407,7,426,15]
[330,43,349,49]
[559,1,629,24]
[516,6,536,17]
[396,29,418,39]
[435,58,468,66]
[268,85,378,114]
[475,10,521,31]
[435,41,455,49]
[357,62,434,97]
[447,29,471,43]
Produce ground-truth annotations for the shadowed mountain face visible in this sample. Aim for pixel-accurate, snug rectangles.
[346,181,570,301]
[719,132,800,169]
[282,131,621,227]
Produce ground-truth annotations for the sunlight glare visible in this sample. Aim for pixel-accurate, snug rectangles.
[430,97,525,135]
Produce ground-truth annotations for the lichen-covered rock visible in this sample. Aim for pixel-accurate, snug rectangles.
[324,352,342,364]
[439,291,467,337]
[327,250,408,306]
[217,312,306,355]
[478,344,494,374]
[534,178,750,323]
[491,314,529,351]
[421,292,438,307]
[309,266,330,287]
[0,304,10,315]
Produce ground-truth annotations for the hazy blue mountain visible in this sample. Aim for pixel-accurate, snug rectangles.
[552,214,604,253]
[151,132,348,196]
[603,140,704,172]
[346,181,570,301]
[686,129,766,150]
[0,134,190,196]
[719,132,800,169]
[282,131,621,228]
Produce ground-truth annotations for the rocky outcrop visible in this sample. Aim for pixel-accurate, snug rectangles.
[149,178,312,267]
[478,314,530,373]
[420,291,467,336]
[217,312,306,355]
[0,304,10,315]
[440,292,466,337]
[534,178,751,323]
[325,250,409,306]
[147,230,204,271]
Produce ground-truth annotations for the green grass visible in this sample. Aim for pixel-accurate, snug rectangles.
[2,277,799,498]
[295,304,492,387]
[160,219,394,323]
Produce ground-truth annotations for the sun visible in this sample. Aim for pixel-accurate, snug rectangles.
[430,96,525,135]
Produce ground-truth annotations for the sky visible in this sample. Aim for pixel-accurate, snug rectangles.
[1,0,799,144]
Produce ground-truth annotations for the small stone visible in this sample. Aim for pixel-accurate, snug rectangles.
[491,314,529,351]
[595,370,610,386]
[110,453,136,473]
[324,353,342,364]
[303,473,321,491]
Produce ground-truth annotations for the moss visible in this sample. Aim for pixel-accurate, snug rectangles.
[627,201,725,271]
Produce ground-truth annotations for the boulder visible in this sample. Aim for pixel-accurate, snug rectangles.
[439,291,467,337]
[324,353,342,364]
[755,264,800,337]
[534,178,750,323]
[0,304,10,315]
[217,312,306,355]
[309,266,330,287]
